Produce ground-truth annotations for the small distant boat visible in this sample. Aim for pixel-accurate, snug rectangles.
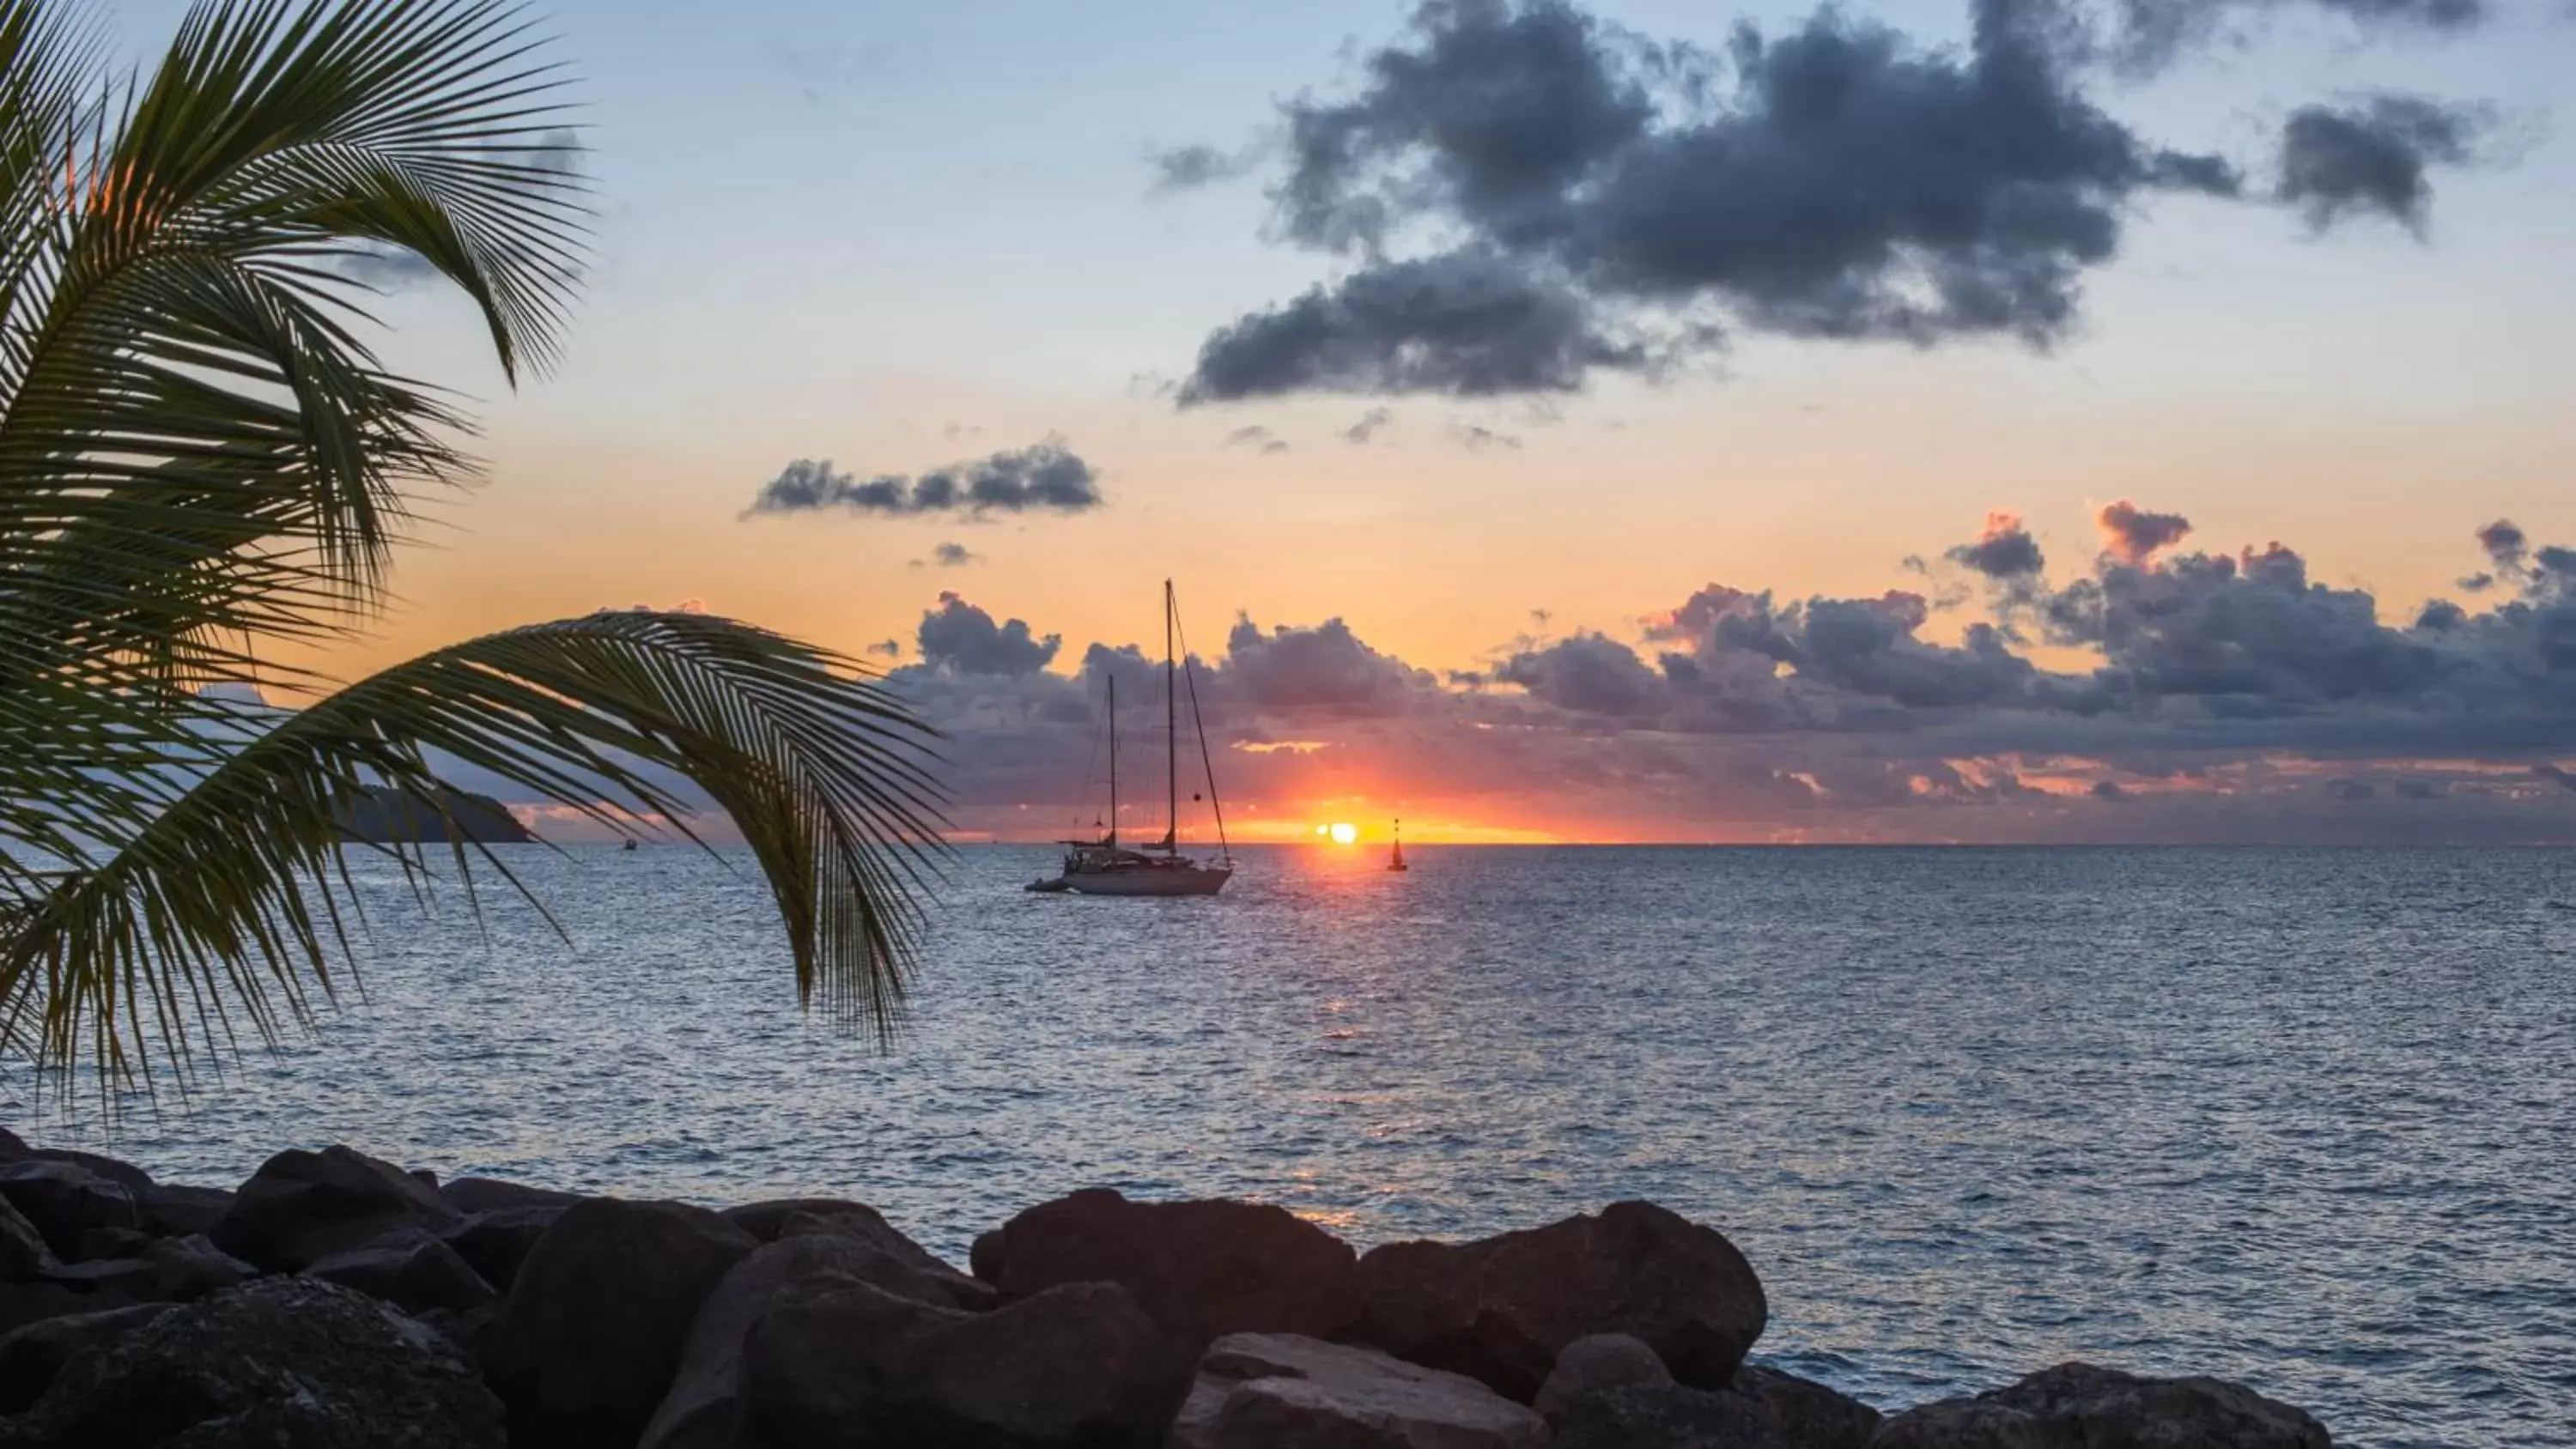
[1027,581,1234,898]
[622,838,637,852]
[1388,818,1408,872]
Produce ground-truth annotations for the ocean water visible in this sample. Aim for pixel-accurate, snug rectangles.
[10,845,2573,1446]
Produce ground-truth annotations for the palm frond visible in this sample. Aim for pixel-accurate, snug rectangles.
[0,0,586,697]
[0,609,949,1094]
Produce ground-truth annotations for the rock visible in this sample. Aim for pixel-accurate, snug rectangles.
[441,1175,584,1214]
[1553,1381,1777,1448]
[484,1197,758,1449]
[306,1227,497,1314]
[0,1201,53,1282]
[1538,1331,1674,1421]
[39,1258,158,1297]
[437,1204,564,1293]
[740,1278,1192,1448]
[775,1209,996,1311]
[1737,1366,1880,1449]
[1354,1199,1768,1400]
[74,1227,156,1262]
[0,1302,169,1414]
[1172,1331,1549,1449]
[640,1233,892,1449]
[137,1184,234,1240]
[27,1150,152,1195]
[720,1196,878,1242]
[1872,1362,2331,1448]
[210,1145,460,1272]
[416,1302,503,1369]
[971,1188,1360,1346]
[0,1160,139,1261]
[0,1276,503,1447]
[0,1131,24,1161]
[0,1281,133,1337]
[137,1235,258,1301]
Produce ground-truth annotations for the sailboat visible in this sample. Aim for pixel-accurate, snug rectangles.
[1388,818,1408,872]
[1027,581,1234,897]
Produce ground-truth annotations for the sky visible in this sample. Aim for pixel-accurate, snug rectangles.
[131,0,2576,842]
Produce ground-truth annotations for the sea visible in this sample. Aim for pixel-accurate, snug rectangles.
[10,845,2572,1446]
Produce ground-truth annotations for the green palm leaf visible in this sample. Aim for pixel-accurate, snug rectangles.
[0,0,950,1094]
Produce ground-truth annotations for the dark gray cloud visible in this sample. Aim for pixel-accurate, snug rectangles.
[2324,776,2376,800]
[2096,499,2193,565]
[744,440,1103,519]
[2477,518,2527,567]
[1174,0,2258,401]
[915,591,1061,676]
[930,542,981,567]
[1177,251,1663,403]
[865,638,902,659]
[1220,616,1435,714]
[2090,779,2133,799]
[2276,94,2488,232]
[1343,407,1394,444]
[1450,422,1523,452]
[1947,510,2047,579]
[2108,0,2486,76]
[1150,142,1266,191]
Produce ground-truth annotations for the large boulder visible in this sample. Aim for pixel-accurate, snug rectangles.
[483,1197,758,1449]
[1353,1200,1767,1400]
[720,1196,884,1242]
[0,1303,168,1414]
[0,1276,504,1447]
[437,1204,565,1293]
[1172,1331,1548,1449]
[971,1188,1360,1346]
[1537,1331,1674,1421]
[1736,1366,1880,1449]
[210,1146,460,1271]
[0,1161,138,1261]
[740,1278,1192,1448]
[1872,1362,2332,1448]
[640,1232,913,1449]
[441,1176,583,1214]
[136,1184,234,1240]
[306,1227,497,1314]
[777,1209,995,1311]
[27,1150,151,1196]
[0,1281,133,1337]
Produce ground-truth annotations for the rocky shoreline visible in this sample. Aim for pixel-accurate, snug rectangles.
[0,1131,2334,1446]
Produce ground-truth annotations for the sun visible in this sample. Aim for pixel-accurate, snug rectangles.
[1327,822,1359,846]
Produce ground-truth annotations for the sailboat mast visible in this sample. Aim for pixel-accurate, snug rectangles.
[1164,579,1179,853]
[1107,673,1119,846]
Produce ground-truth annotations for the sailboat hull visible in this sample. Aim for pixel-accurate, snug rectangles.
[1059,864,1231,897]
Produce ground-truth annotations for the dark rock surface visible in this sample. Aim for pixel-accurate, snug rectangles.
[638,1233,902,1449]
[973,1188,1362,1346]
[776,1207,996,1311]
[437,1204,564,1293]
[1553,1381,1778,1447]
[210,1146,460,1272]
[0,1280,132,1337]
[0,1303,168,1414]
[483,1197,758,1449]
[1873,1361,2332,1448]
[137,1184,235,1240]
[1737,1365,1880,1448]
[0,1276,504,1447]
[27,1150,152,1195]
[441,1177,584,1215]
[1354,1199,1769,1401]
[1537,1331,1675,1422]
[306,1227,497,1314]
[0,1203,53,1282]
[1173,1331,1548,1449]
[0,1160,139,1260]
[741,1277,1192,1448]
